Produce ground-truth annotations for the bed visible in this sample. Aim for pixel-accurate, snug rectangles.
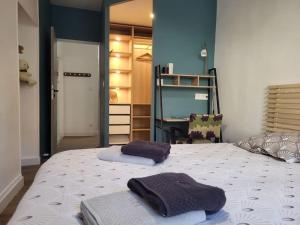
[8,143,300,225]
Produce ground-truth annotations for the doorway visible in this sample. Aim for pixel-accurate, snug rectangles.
[108,0,153,145]
[53,39,100,152]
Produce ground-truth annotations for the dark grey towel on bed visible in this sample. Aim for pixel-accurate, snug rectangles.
[128,173,226,217]
[121,141,171,163]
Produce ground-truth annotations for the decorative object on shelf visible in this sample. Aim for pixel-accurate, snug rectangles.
[161,66,169,74]
[18,45,24,54]
[200,43,208,74]
[168,63,174,74]
[20,72,36,85]
[109,90,118,104]
[19,59,29,71]
[63,72,91,77]
[19,47,37,86]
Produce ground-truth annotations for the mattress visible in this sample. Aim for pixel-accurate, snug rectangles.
[8,143,300,225]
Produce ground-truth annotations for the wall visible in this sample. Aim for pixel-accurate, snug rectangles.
[18,3,40,166]
[0,0,23,213]
[19,0,38,25]
[56,51,64,143]
[215,0,300,142]
[57,41,100,137]
[51,5,101,42]
[153,0,216,118]
[153,0,217,141]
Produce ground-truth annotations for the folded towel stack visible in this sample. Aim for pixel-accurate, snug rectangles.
[98,146,156,166]
[121,141,171,163]
[128,173,226,216]
[80,191,206,225]
[80,173,226,225]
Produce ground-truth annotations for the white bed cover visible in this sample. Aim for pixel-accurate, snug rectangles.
[8,144,300,225]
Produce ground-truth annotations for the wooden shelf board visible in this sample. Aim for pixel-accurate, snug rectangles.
[110,85,131,89]
[110,52,132,58]
[133,103,151,106]
[110,69,132,74]
[133,129,151,132]
[159,84,216,89]
[133,116,151,119]
[110,34,132,42]
[161,74,215,79]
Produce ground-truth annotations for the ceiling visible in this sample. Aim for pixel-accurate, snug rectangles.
[110,0,153,27]
[50,0,103,11]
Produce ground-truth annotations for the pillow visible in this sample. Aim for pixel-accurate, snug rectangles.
[238,132,300,163]
[188,114,223,141]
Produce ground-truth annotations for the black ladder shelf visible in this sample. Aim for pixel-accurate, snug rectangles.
[154,65,221,142]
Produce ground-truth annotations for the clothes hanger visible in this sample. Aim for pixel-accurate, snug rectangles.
[136,53,152,62]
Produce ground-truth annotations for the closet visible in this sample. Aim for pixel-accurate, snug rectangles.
[109,24,152,145]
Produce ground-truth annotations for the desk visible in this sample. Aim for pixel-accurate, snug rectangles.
[155,117,189,123]
[155,118,190,143]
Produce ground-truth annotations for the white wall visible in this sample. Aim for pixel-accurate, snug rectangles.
[57,53,65,143]
[18,0,38,25]
[215,0,300,142]
[0,0,23,213]
[57,40,99,137]
[18,2,40,166]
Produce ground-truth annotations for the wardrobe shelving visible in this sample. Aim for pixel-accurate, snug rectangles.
[109,24,152,145]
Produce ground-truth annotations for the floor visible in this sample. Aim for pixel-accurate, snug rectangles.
[57,136,99,152]
[0,166,40,225]
[0,136,99,224]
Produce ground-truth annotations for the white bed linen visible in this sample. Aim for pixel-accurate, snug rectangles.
[8,144,300,225]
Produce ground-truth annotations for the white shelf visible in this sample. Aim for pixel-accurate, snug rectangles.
[158,84,216,89]
[161,73,215,78]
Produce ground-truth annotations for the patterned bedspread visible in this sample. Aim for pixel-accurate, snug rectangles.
[8,144,300,225]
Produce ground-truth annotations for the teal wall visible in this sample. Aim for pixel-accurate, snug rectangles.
[51,5,102,42]
[153,0,217,118]
[153,0,217,141]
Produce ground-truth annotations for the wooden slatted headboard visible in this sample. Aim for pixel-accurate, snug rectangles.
[266,84,300,133]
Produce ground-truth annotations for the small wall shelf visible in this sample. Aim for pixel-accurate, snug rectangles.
[158,73,216,89]
[159,84,216,89]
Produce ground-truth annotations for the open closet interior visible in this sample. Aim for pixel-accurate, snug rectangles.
[109,0,153,145]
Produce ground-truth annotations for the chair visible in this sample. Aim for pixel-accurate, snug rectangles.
[170,114,223,144]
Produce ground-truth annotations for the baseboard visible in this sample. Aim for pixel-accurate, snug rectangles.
[0,175,24,214]
[21,156,40,166]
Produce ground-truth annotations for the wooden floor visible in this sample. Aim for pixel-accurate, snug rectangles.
[0,166,40,225]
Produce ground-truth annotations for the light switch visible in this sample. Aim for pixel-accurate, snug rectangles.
[195,93,208,100]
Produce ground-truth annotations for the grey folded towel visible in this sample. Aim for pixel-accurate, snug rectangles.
[97,146,155,166]
[81,191,206,225]
[121,141,171,163]
[128,173,226,217]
